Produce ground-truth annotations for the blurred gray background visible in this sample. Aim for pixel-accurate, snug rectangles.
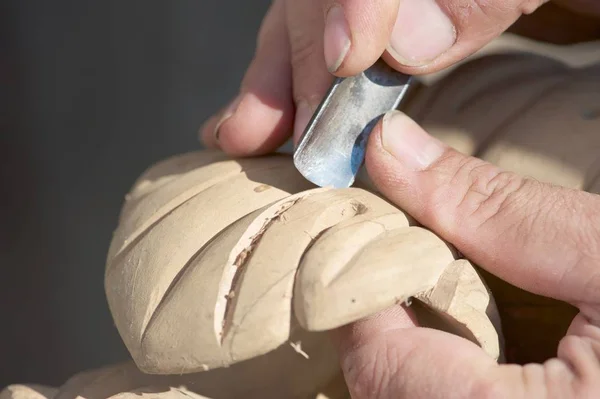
[1,0,271,386]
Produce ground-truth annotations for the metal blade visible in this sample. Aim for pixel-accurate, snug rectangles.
[293,59,413,188]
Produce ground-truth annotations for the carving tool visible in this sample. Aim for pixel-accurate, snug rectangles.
[293,59,413,188]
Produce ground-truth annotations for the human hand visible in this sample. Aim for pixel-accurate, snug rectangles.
[198,0,598,156]
[332,110,600,398]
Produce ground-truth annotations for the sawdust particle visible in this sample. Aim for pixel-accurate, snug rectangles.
[290,341,310,359]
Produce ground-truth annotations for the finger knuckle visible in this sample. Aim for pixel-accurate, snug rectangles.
[289,35,318,71]
[451,157,529,231]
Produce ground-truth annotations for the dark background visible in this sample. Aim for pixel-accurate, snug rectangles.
[1,0,271,386]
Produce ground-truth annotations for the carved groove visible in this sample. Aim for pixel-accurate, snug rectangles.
[106,152,501,374]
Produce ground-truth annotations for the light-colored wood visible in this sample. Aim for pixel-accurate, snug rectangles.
[296,223,456,331]
[104,148,502,385]
[415,260,504,362]
[105,155,316,370]
[109,387,213,399]
[0,149,503,399]
[2,151,497,399]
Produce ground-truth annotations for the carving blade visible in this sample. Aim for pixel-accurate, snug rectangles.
[293,59,413,188]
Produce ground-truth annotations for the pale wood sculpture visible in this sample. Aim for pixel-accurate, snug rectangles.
[3,33,600,399]
[1,152,501,399]
[106,149,501,371]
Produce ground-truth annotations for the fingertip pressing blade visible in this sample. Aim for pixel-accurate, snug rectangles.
[293,59,413,188]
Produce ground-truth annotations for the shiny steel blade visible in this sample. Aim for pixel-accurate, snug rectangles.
[293,59,413,188]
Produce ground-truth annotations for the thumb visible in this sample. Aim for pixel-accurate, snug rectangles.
[365,111,600,306]
[384,0,548,72]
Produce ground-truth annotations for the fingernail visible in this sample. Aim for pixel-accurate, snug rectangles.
[388,0,456,66]
[293,101,313,146]
[324,5,351,73]
[381,111,445,170]
[214,95,242,141]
